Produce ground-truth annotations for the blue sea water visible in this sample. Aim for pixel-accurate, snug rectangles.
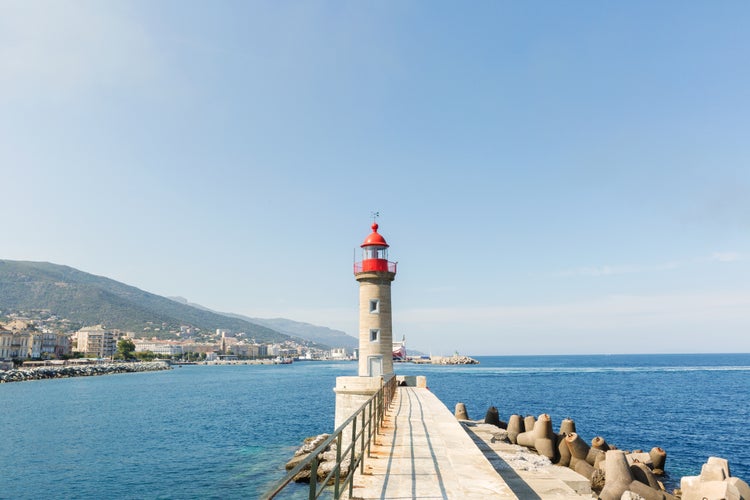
[0,354,748,499]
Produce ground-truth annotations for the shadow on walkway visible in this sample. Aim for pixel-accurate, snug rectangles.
[462,425,542,500]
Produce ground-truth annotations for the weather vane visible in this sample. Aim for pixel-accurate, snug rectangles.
[371,211,380,222]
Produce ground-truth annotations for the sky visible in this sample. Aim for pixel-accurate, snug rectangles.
[2,1,749,355]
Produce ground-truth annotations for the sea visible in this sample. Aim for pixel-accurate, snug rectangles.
[1,354,748,499]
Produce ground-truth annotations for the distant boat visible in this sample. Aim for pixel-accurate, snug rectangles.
[274,356,293,364]
[393,335,407,361]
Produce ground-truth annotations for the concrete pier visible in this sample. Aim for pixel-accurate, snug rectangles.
[347,386,591,499]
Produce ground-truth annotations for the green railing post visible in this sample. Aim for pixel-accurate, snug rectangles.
[359,410,366,473]
[309,454,318,500]
[349,417,357,498]
[367,399,372,457]
[334,433,342,498]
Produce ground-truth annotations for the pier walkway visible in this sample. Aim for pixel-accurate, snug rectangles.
[347,386,591,499]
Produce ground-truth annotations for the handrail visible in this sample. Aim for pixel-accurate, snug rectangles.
[263,375,398,499]
[353,260,398,274]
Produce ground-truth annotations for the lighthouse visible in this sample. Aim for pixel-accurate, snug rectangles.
[354,222,397,378]
[333,220,398,430]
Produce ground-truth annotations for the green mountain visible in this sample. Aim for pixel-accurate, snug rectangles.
[0,259,303,344]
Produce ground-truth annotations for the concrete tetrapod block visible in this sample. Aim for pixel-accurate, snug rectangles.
[705,456,731,480]
[517,413,553,446]
[628,479,666,500]
[593,451,607,470]
[681,480,741,500]
[534,437,557,461]
[506,414,523,444]
[524,414,536,432]
[728,477,750,500]
[630,462,661,490]
[557,432,572,467]
[626,452,652,468]
[586,447,604,466]
[599,450,634,500]
[574,459,595,481]
[701,462,728,481]
[649,447,667,475]
[455,402,469,420]
[565,432,590,469]
[559,417,576,435]
[591,436,610,451]
[484,406,501,427]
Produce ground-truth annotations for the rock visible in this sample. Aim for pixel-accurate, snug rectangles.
[295,434,330,456]
[0,361,171,383]
[285,453,308,470]
[490,428,509,443]
[591,468,606,493]
[621,490,646,500]
[431,355,480,365]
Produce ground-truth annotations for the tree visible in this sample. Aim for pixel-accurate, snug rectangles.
[115,338,136,360]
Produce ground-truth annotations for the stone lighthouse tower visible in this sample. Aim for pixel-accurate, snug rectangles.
[354,221,397,378]
[333,220,398,430]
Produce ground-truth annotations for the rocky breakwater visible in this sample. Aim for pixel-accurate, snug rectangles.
[0,361,172,383]
[455,404,750,499]
[284,434,351,484]
[430,354,479,365]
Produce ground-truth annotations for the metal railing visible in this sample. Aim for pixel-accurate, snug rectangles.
[263,375,398,499]
[353,260,398,274]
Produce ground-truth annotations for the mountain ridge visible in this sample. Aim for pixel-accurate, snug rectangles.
[167,296,358,349]
[0,259,345,347]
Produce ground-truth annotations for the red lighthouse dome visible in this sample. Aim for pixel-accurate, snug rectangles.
[361,223,389,248]
[354,222,397,274]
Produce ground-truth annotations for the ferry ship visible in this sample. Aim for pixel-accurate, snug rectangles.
[393,335,407,361]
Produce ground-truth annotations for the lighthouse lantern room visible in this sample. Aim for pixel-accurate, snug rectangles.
[354,222,397,274]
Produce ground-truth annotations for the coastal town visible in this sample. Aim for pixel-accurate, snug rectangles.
[0,309,349,370]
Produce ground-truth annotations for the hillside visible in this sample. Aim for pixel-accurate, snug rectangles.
[0,260,299,344]
[169,297,358,349]
[232,316,357,350]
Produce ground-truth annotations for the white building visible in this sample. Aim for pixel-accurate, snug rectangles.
[133,340,184,356]
[73,326,121,358]
[330,347,348,360]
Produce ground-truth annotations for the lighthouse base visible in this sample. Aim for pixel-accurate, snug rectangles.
[333,375,390,428]
[333,375,394,450]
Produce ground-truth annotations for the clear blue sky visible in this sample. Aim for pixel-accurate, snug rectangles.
[2,1,749,354]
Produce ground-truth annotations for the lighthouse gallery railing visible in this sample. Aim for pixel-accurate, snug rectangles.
[353,260,398,274]
[262,375,398,499]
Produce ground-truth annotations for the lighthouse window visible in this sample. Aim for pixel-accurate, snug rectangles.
[369,299,380,314]
[370,329,380,342]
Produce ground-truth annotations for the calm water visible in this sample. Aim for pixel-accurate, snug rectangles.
[1,354,748,498]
